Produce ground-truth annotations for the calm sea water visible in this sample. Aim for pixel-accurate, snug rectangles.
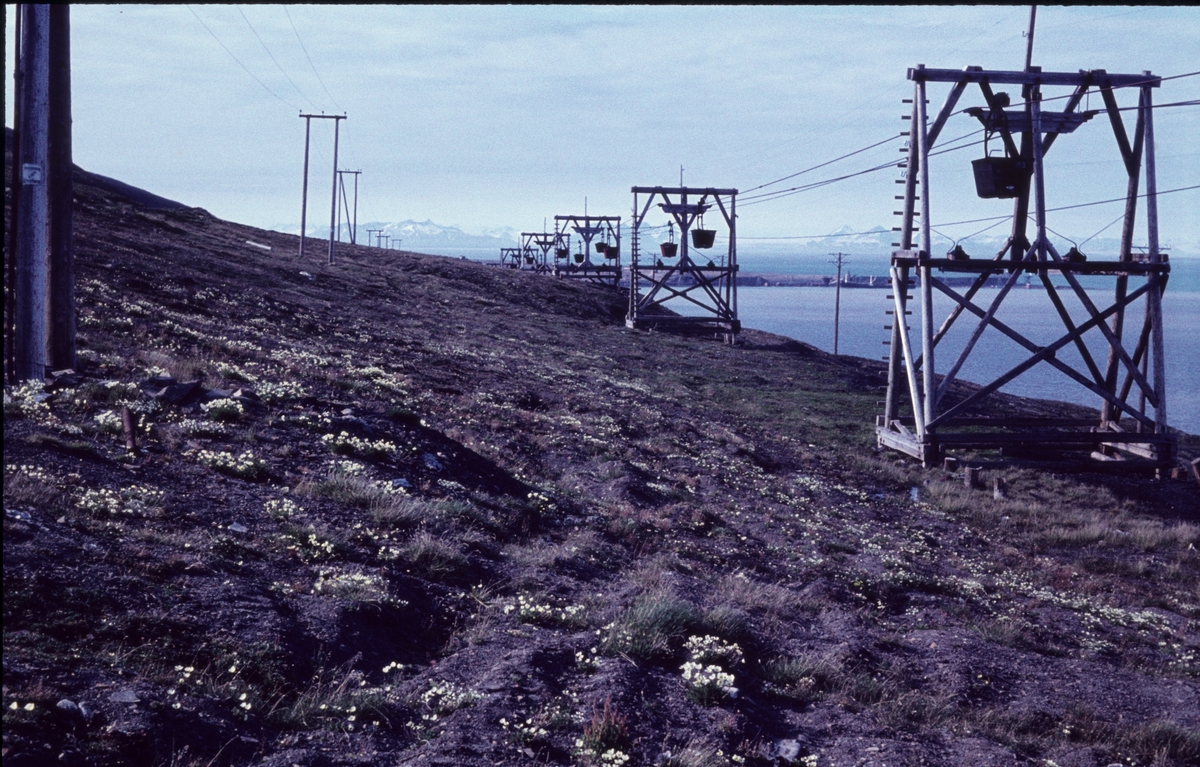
[732,284,1199,435]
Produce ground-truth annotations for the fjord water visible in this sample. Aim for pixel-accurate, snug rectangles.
[732,261,1200,435]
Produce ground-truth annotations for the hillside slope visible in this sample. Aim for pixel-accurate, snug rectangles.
[4,160,1199,767]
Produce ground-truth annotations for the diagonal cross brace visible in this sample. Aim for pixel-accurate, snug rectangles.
[927,278,1158,429]
[1044,241,1158,405]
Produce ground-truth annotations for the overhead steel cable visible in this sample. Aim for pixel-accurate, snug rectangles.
[929,184,1200,228]
[741,133,906,195]
[740,132,985,207]
[236,5,318,111]
[962,69,1200,114]
[186,5,301,111]
[283,5,343,113]
[740,185,1198,243]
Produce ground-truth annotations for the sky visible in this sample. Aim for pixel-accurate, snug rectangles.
[5,5,1200,250]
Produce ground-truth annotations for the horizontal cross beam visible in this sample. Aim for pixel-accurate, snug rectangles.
[631,186,738,196]
[909,68,1158,88]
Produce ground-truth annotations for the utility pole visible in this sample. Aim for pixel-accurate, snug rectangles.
[1024,5,1037,72]
[336,170,361,243]
[829,252,849,356]
[365,228,380,248]
[297,113,345,261]
[48,4,74,372]
[327,115,344,264]
[14,4,50,382]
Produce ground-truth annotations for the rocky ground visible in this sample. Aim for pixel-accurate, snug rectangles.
[4,151,1199,767]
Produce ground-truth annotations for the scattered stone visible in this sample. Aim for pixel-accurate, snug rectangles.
[228,522,249,534]
[391,478,412,489]
[108,690,140,704]
[47,370,84,389]
[5,508,34,524]
[142,374,176,390]
[155,381,203,406]
[232,388,260,402]
[423,453,444,472]
[55,699,81,718]
[203,388,233,401]
[769,739,801,761]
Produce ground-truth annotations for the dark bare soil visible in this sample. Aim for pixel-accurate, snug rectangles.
[4,148,1199,767]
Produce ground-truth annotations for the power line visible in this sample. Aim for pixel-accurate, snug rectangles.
[975,70,1200,114]
[742,230,885,241]
[186,5,300,111]
[236,5,318,111]
[740,133,984,207]
[930,184,1200,228]
[742,185,1199,243]
[283,6,343,113]
[742,133,905,195]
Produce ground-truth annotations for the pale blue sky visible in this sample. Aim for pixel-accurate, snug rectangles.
[6,5,1199,248]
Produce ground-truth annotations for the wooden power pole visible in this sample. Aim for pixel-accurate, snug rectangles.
[297,112,346,263]
[48,4,75,372]
[14,4,50,382]
[829,252,848,356]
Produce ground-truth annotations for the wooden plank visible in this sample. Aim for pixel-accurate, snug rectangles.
[892,265,926,439]
[1100,86,1138,176]
[1143,85,1167,436]
[927,78,968,148]
[892,258,1169,276]
[631,186,737,196]
[909,67,1158,88]
[917,77,936,427]
[877,427,924,459]
[938,431,1169,446]
[1047,241,1158,406]
[934,262,1026,406]
[1034,255,1107,387]
[927,280,1157,429]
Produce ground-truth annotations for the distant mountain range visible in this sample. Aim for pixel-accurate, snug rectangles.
[272,219,520,251]
[271,219,1197,262]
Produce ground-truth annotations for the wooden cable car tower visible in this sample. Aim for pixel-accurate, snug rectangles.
[878,62,1173,471]
[518,231,560,274]
[498,246,524,269]
[627,186,740,342]
[553,214,622,288]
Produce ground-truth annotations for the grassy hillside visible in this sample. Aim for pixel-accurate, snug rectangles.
[4,160,1199,767]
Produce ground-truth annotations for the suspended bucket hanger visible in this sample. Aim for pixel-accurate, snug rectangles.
[691,211,716,249]
[660,222,678,259]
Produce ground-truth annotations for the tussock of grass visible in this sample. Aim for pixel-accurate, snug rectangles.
[760,653,839,704]
[603,591,699,662]
[403,532,469,583]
